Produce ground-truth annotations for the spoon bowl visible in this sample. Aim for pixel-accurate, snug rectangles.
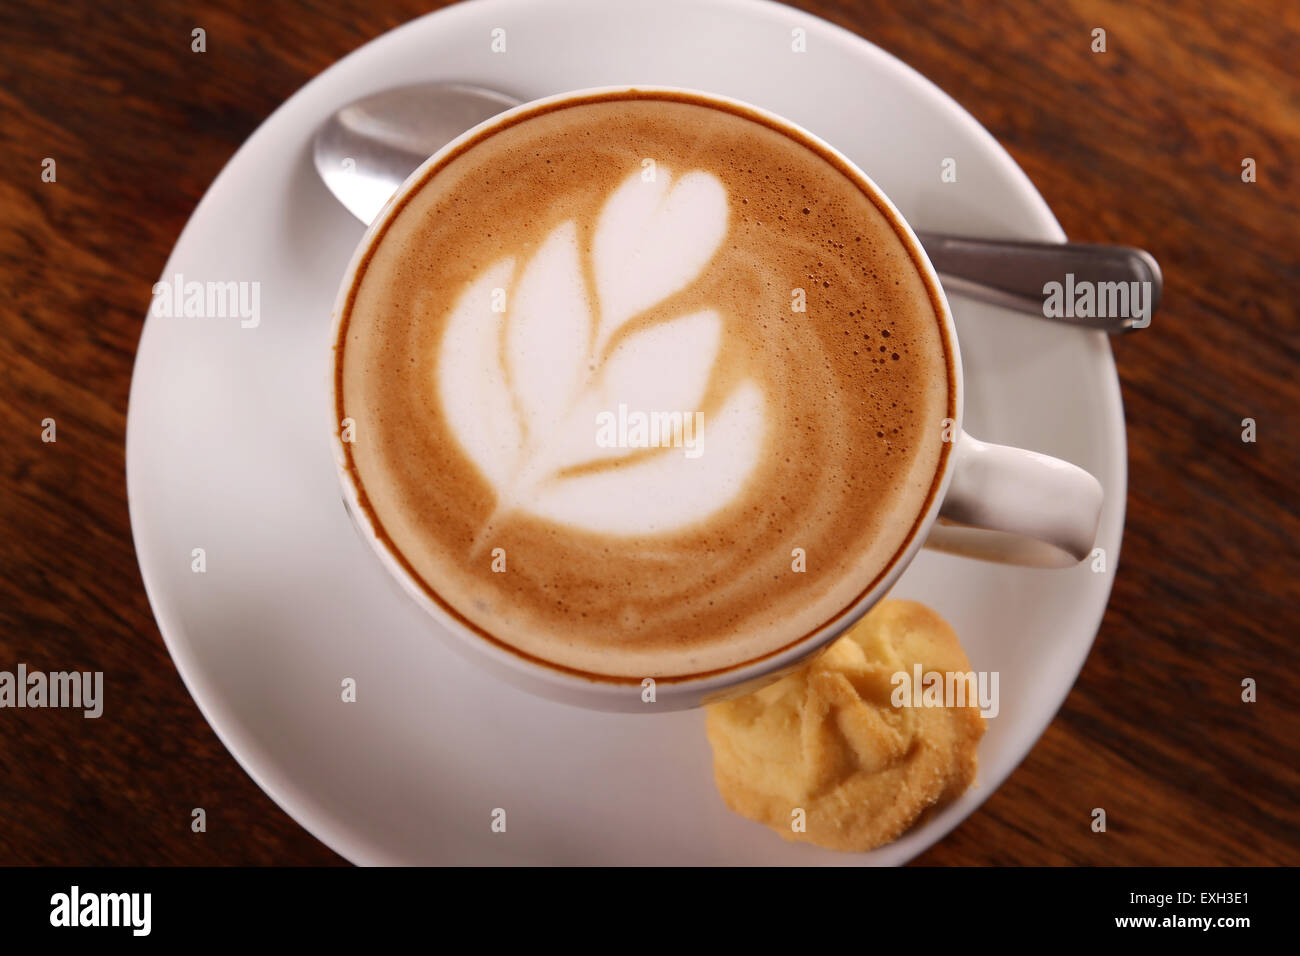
[313,82,520,224]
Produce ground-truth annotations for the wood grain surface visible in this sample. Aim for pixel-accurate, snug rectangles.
[1,0,1296,865]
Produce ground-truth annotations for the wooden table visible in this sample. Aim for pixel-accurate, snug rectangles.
[1,0,1296,865]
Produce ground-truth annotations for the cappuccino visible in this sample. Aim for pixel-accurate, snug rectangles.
[335,91,954,678]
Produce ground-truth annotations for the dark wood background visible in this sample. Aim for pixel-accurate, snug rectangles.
[1,0,1296,865]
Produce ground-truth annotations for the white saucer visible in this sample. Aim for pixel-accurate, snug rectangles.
[126,0,1125,865]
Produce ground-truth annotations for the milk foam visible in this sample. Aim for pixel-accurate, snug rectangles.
[437,169,763,536]
[337,93,953,678]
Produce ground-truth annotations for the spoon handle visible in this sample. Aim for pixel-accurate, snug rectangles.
[915,232,1163,332]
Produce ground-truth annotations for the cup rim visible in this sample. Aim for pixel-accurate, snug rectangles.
[327,83,965,707]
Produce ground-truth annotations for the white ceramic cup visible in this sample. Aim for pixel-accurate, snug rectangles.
[328,86,1103,712]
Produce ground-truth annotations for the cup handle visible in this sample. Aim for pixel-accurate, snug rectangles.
[924,431,1104,568]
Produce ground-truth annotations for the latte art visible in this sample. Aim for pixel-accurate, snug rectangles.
[336,92,954,678]
[437,168,765,536]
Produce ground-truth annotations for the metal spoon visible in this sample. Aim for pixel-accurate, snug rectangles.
[313,83,1161,331]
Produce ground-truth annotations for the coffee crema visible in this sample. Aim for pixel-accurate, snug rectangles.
[335,91,954,679]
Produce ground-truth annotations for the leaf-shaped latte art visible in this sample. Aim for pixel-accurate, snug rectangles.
[437,258,519,490]
[436,168,765,538]
[543,309,723,475]
[593,170,729,349]
[505,222,590,445]
[529,382,765,535]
